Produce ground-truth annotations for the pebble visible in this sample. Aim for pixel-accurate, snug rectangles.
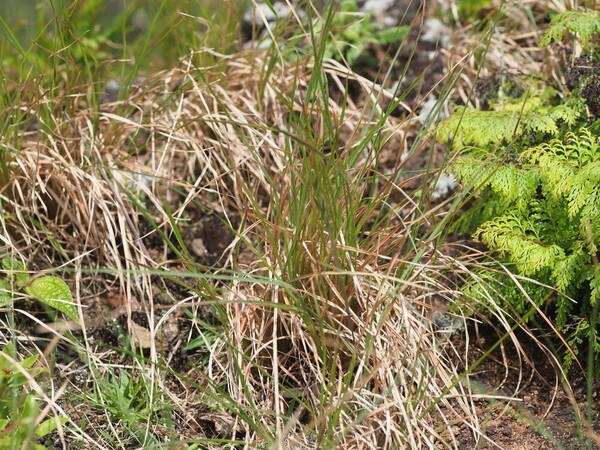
[421,18,451,47]
[102,79,120,103]
[243,2,291,26]
[361,0,396,14]
[416,95,447,124]
[432,172,458,200]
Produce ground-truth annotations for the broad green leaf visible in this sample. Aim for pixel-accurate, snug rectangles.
[36,416,69,438]
[1,257,30,285]
[25,277,79,323]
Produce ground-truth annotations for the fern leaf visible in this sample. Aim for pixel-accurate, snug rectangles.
[487,165,539,205]
[437,107,521,148]
[437,101,582,149]
[541,10,600,47]
[521,129,599,219]
[550,99,586,127]
[453,152,539,206]
[475,214,566,276]
[552,245,590,293]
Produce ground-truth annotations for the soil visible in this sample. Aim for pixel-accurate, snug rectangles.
[376,26,446,109]
[566,54,600,118]
[182,211,236,267]
[452,327,600,449]
[475,73,526,110]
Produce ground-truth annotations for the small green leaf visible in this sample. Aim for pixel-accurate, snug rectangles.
[0,341,16,362]
[457,0,492,20]
[0,280,12,307]
[20,353,39,370]
[378,26,409,44]
[25,277,79,323]
[36,416,69,438]
[1,257,30,286]
[2,257,26,271]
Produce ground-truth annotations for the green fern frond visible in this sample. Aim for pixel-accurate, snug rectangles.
[452,153,540,207]
[567,165,599,219]
[522,128,598,167]
[552,244,590,293]
[442,15,600,371]
[563,316,600,372]
[437,107,522,148]
[549,99,586,127]
[526,111,562,136]
[475,214,566,276]
[541,10,600,47]
[527,197,580,247]
[451,152,497,184]
[486,165,539,206]
[520,130,599,222]
[492,95,545,113]
[567,127,600,164]
[437,100,583,149]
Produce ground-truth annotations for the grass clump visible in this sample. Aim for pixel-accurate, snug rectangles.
[0,2,477,445]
